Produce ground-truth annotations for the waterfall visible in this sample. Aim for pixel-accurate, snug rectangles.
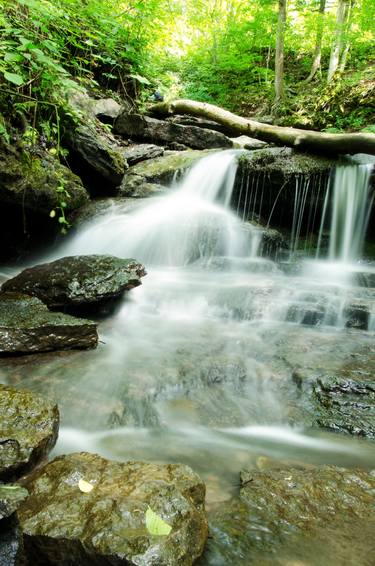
[60,150,260,267]
[317,163,373,263]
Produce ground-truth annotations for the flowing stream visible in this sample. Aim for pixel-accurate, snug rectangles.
[2,150,375,563]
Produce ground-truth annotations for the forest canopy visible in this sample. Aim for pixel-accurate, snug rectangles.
[0,0,374,139]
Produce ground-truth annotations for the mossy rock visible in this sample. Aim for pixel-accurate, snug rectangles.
[0,145,89,214]
[2,255,146,310]
[0,292,98,354]
[19,452,208,565]
[0,384,59,481]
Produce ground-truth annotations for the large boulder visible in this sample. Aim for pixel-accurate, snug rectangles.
[205,464,375,565]
[0,292,98,353]
[0,384,59,481]
[65,125,128,186]
[0,144,89,214]
[2,255,146,310]
[114,113,233,150]
[18,452,208,565]
[119,151,206,196]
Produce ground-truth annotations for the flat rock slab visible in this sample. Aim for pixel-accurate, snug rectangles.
[121,144,164,165]
[206,464,375,565]
[2,255,146,309]
[0,292,98,353]
[0,384,59,481]
[19,452,208,566]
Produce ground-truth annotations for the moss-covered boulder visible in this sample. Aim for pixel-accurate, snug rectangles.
[18,452,208,565]
[0,484,29,520]
[2,255,146,310]
[0,144,89,214]
[119,150,207,196]
[204,464,375,565]
[0,292,98,354]
[0,385,59,481]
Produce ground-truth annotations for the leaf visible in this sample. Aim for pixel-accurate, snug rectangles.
[49,210,56,218]
[78,479,94,493]
[4,52,23,62]
[145,507,172,536]
[3,71,24,86]
[128,73,151,86]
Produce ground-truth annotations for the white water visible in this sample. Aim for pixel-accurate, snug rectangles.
[317,163,373,262]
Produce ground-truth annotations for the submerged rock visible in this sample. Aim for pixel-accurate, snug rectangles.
[114,113,233,150]
[2,255,146,310]
[203,464,375,565]
[19,452,208,565]
[0,292,98,353]
[119,150,206,196]
[0,384,59,481]
[313,376,375,437]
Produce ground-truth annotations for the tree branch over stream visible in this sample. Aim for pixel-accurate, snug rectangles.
[149,99,375,156]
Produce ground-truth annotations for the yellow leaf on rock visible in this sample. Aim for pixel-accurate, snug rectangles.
[145,507,172,536]
[78,479,94,493]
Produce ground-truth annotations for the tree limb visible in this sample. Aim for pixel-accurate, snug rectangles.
[149,99,375,156]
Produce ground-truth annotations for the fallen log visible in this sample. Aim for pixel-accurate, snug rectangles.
[149,99,375,156]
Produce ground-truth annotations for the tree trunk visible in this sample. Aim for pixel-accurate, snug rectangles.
[149,98,375,156]
[327,0,349,82]
[275,0,287,104]
[305,0,326,83]
[339,0,355,74]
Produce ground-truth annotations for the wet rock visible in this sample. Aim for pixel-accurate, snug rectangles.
[2,255,146,310]
[258,226,288,259]
[65,125,128,186]
[119,151,206,196]
[122,143,164,165]
[0,144,88,215]
[68,197,142,226]
[18,452,208,566]
[0,292,98,354]
[0,514,23,566]
[202,465,375,565]
[344,302,370,329]
[114,113,233,150]
[0,384,59,481]
[313,376,375,437]
[0,484,29,519]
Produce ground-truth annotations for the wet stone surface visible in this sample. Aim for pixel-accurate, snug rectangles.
[199,464,375,566]
[0,292,98,353]
[19,452,208,566]
[2,255,146,310]
[0,384,59,481]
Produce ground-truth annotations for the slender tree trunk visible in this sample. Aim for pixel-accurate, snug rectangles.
[339,0,355,73]
[305,0,326,83]
[275,0,287,104]
[327,0,349,82]
[150,98,375,155]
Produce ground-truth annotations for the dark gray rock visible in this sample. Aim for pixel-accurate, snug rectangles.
[0,292,98,353]
[313,376,375,437]
[114,113,233,150]
[0,514,23,566]
[91,98,122,121]
[65,125,128,185]
[121,143,164,165]
[19,452,208,566]
[0,384,59,481]
[0,145,88,214]
[2,255,146,309]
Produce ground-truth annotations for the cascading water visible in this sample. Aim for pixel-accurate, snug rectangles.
[317,163,373,262]
[2,150,375,564]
